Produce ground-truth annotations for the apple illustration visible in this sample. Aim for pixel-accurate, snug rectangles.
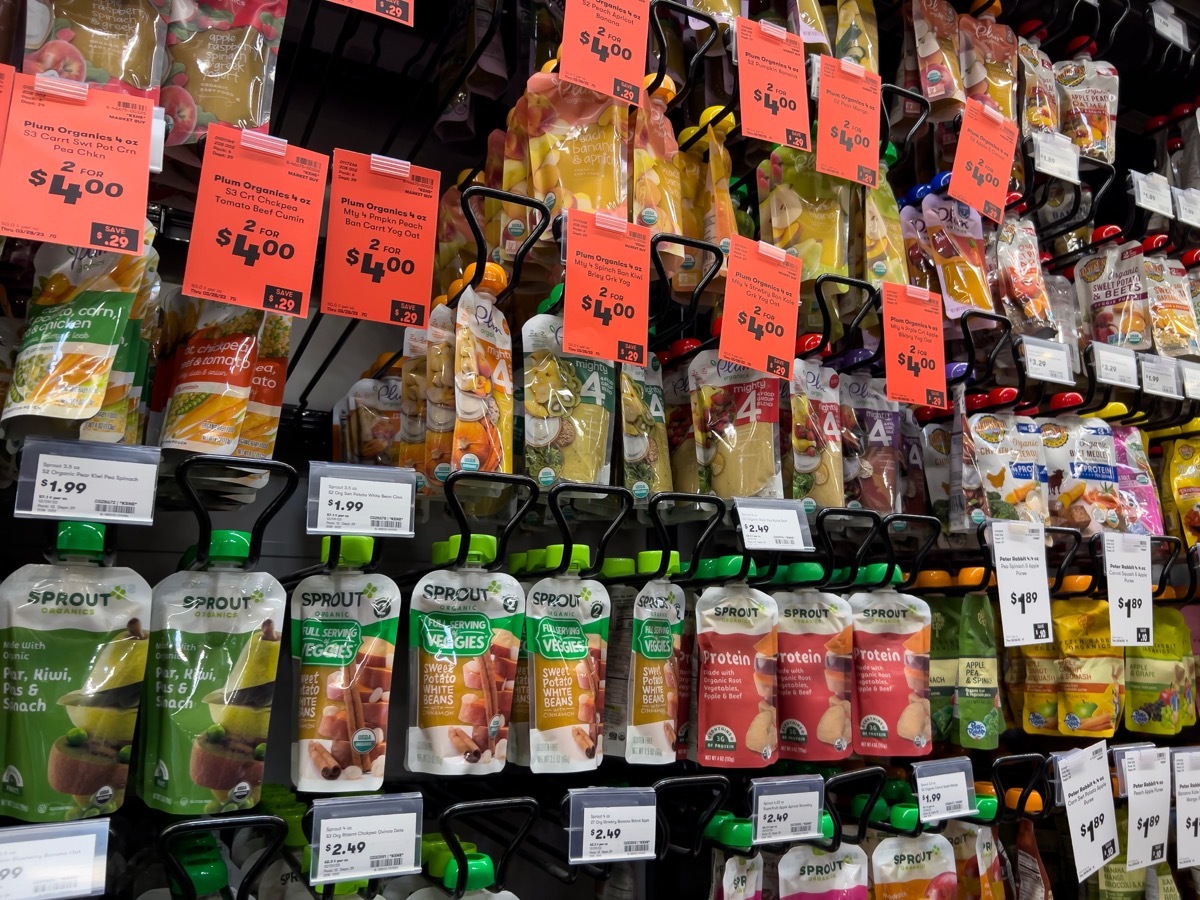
[34,39,86,81]
[924,871,958,900]
[161,84,197,143]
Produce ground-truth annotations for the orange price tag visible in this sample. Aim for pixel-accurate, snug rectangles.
[322,149,440,327]
[0,64,15,163]
[815,56,881,188]
[949,98,1019,223]
[184,123,328,318]
[325,0,411,26]
[736,18,811,151]
[881,282,946,408]
[563,210,651,365]
[0,74,151,255]
[559,0,650,105]
[719,235,802,379]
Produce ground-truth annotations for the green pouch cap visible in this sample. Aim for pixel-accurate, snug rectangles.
[714,554,756,579]
[851,795,889,822]
[787,562,827,583]
[444,853,496,892]
[637,550,681,575]
[819,812,835,839]
[56,521,105,559]
[545,543,590,572]
[431,540,451,565]
[538,284,564,315]
[855,563,900,585]
[428,842,478,879]
[508,551,527,575]
[718,817,754,850]
[882,779,915,804]
[888,803,921,832]
[320,535,374,567]
[601,557,636,579]
[175,854,228,896]
[447,534,497,565]
[526,549,547,574]
[703,810,735,840]
[210,529,251,562]
[976,795,999,822]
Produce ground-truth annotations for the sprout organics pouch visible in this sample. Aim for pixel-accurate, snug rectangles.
[453,284,514,474]
[622,578,685,764]
[620,356,671,499]
[790,360,843,514]
[665,357,703,494]
[1076,241,1151,351]
[140,567,286,813]
[696,581,779,768]
[778,843,869,899]
[872,834,957,900]
[1040,416,1122,536]
[525,570,609,772]
[1052,598,1122,738]
[723,853,764,900]
[522,313,614,486]
[291,569,400,791]
[0,557,151,822]
[774,588,853,761]
[840,373,900,514]
[849,590,931,757]
[407,565,524,774]
[1124,606,1186,735]
[943,821,1001,900]
[690,352,783,499]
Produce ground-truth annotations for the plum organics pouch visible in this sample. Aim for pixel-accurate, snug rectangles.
[453,282,514,475]
[424,298,456,490]
[620,355,672,499]
[291,552,399,791]
[140,541,286,813]
[922,191,993,319]
[623,577,685,764]
[665,357,703,494]
[922,418,952,536]
[0,525,151,823]
[840,373,900,514]
[407,550,524,775]
[778,843,869,899]
[1111,426,1163,536]
[695,578,779,768]
[849,590,931,756]
[1053,597,1122,738]
[912,0,964,121]
[1040,416,1122,536]
[526,558,609,772]
[1076,242,1151,351]
[790,360,844,515]
[872,834,957,900]
[774,587,853,761]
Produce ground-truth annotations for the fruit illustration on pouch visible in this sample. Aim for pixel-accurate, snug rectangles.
[26,38,86,80]
[191,619,280,812]
[161,84,198,143]
[49,619,147,819]
[924,871,959,899]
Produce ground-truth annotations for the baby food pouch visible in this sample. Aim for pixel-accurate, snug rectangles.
[690,351,783,500]
[622,572,685,764]
[911,0,964,121]
[1171,438,1200,547]
[507,550,541,768]
[765,144,850,287]
[291,538,399,792]
[1017,31,1058,136]
[872,834,957,900]
[665,354,703,494]
[723,853,764,900]
[232,312,290,460]
[790,360,844,515]
[899,408,928,517]
[1020,639,1059,736]
[1076,242,1151,350]
[1111,426,1163,536]
[774,584,853,761]
[0,522,151,823]
[389,329,428,483]
[620,357,672,499]
[702,117,737,293]
[958,12,1018,119]
[834,0,878,74]
[863,157,909,289]
[695,565,779,768]
[922,190,994,319]
[1040,416,1122,536]
[1054,40,1118,164]
[408,536,524,775]
[1143,250,1200,358]
[435,180,478,293]
[1146,862,1182,900]
[24,0,167,100]
[995,214,1055,336]
[789,0,832,53]
[964,410,1049,526]
[526,546,609,772]
[337,368,403,466]
[849,590,932,756]
[1052,597,1122,737]
[840,373,901,514]
[921,416,953,536]
[944,821,1001,900]
[425,296,456,491]
[522,311,614,486]
[1124,606,1185,735]
[453,274,514,475]
[1014,818,1052,900]
[159,301,262,454]
[140,530,287,813]
[929,594,960,743]
[957,592,1001,749]
[632,78,684,275]
[778,843,869,899]
[161,0,287,144]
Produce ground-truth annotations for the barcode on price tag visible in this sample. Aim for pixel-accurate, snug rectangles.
[0,819,108,899]
[567,787,657,864]
[1092,342,1139,388]
[307,462,416,537]
[1022,336,1074,385]
[311,794,422,885]
[735,498,814,551]
[14,438,160,525]
[750,775,824,844]
[1153,6,1190,48]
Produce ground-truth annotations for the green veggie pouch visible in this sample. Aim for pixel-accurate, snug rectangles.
[957,593,1002,749]
[1125,607,1186,735]
[929,596,960,743]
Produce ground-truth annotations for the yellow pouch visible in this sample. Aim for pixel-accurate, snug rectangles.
[1171,438,1200,547]
[1020,640,1059,736]
[1053,598,1122,738]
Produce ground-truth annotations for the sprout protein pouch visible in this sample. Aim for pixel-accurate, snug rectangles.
[778,843,869,899]
[872,833,957,900]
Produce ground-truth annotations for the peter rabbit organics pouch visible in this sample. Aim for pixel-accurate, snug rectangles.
[525,572,609,772]
[407,567,525,774]
[695,582,779,768]
[522,313,615,486]
[0,560,151,823]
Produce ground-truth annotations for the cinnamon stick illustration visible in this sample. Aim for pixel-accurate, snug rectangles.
[571,725,596,758]
[308,742,342,780]
[480,651,498,752]
[449,727,482,763]
[341,665,370,770]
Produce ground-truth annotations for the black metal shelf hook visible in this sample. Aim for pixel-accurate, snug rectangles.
[652,774,731,859]
[159,815,288,900]
[546,482,636,579]
[452,186,552,311]
[440,797,541,899]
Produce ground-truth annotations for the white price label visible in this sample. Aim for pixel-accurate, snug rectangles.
[581,806,657,862]
[1132,172,1175,218]
[1092,342,1139,389]
[916,771,972,823]
[1023,337,1074,385]
[1175,751,1200,868]
[992,521,1053,646]
[1060,741,1119,881]
[316,476,414,536]
[737,500,814,551]
[1141,355,1181,398]
[753,788,822,843]
[0,822,106,900]
[314,812,418,884]
[25,454,157,524]
[1103,533,1153,646]
[1174,187,1200,228]
[1032,132,1080,184]
[1180,361,1200,400]
[1153,8,1190,48]
[1123,749,1170,871]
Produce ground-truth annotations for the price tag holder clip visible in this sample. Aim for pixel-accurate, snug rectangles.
[311,792,423,885]
[15,438,160,525]
[0,819,108,899]
[306,461,417,538]
[1020,336,1074,386]
[734,498,815,552]
[912,758,979,824]
[1091,342,1140,389]
[566,787,657,864]
[749,775,825,844]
